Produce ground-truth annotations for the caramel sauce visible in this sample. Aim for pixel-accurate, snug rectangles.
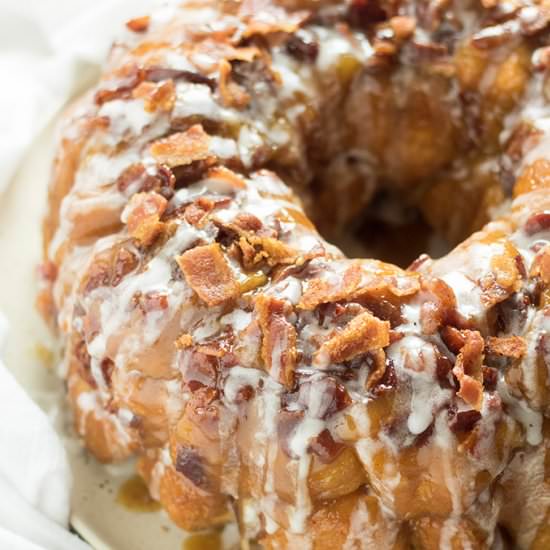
[116,475,161,512]
[182,531,222,550]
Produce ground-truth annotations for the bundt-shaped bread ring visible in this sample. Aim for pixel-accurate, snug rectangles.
[39,0,550,548]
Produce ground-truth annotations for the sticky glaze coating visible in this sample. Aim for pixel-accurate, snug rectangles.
[40,0,550,548]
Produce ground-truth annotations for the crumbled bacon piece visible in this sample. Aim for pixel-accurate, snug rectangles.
[177,244,239,306]
[451,330,485,410]
[184,197,216,226]
[95,64,145,105]
[315,311,390,366]
[218,60,251,109]
[299,262,420,310]
[144,66,216,91]
[256,294,297,388]
[83,244,139,293]
[449,409,482,433]
[238,235,297,270]
[233,213,262,232]
[132,80,175,112]
[285,34,319,62]
[309,429,345,463]
[126,192,168,246]
[485,335,527,358]
[150,125,213,168]
[420,278,457,334]
[126,15,150,33]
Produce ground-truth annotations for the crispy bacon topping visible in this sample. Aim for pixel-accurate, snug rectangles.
[238,235,297,270]
[256,294,297,388]
[132,80,176,112]
[419,278,457,334]
[314,311,390,366]
[299,262,420,310]
[450,330,485,410]
[126,192,168,245]
[485,335,527,359]
[219,60,251,109]
[177,244,239,306]
[150,125,213,168]
[144,66,217,91]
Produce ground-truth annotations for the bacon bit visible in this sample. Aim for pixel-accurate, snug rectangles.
[218,59,251,109]
[299,262,420,310]
[420,278,457,334]
[117,163,175,195]
[485,335,527,359]
[126,15,150,33]
[132,80,175,112]
[285,34,319,63]
[117,164,147,192]
[371,357,398,395]
[309,429,345,463]
[150,125,213,168]
[139,291,169,312]
[184,197,216,227]
[449,409,482,433]
[482,366,498,391]
[255,294,297,388]
[451,330,485,410]
[177,244,239,306]
[441,325,466,353]
[238,235,297,270]
[176,334,193,350]
[95,64,145,105]
[144,66,217,91]
[315,311,390,366]
[83,244,139,293]
[233,213,262,232]
[240,7,310,38]
[126,192,168,246]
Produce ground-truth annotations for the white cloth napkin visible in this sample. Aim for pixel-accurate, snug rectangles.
[0,1,161,548]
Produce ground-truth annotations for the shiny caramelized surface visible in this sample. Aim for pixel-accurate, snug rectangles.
[40,0,550,548]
